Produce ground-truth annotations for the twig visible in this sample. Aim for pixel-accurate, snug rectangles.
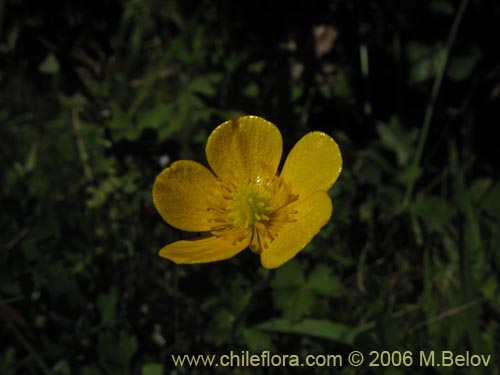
[409,299,477,333]
[3,318,51,374]
[356,244,369,294]
[5,227,30,250]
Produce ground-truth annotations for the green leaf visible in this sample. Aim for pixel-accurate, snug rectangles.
[447,48,482,81]
[242,328,273,351]
[254,318,364,346]
[141,363,163,375]
[411,195,456,232]
[450,144,484,353]
[24,141,38,173]
[470,178,493,203]
[480,276,498,301]
[332,68,353,99]
[243,83,259,98]
[98,331,138,375]
[81,366,105,375]
[307,265,342,296]
[0,281,23,297]
[407,42,445,83]
[39,53,60,74]
[97,287,119,324]
[0,347,16,375]
[52,360,71,375]
[272,259,305,288]
[170,37,191,63]
[137,105,173,131]
[429,0,455,15]
[479,182,500,218]
[248,61,266,73]
[46,262,81,307]
[272,260,313,320]
[375,314,401,349]
[376,117,417,166]
[109,102,137,141]
[206,308,235,346]
[187,75,217,96]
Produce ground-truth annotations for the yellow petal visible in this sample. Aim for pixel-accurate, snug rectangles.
[152,160,217,232]
[281,131,342,197]
[159,234,250,264]
[205,116,283,183]
[260,191,333,269]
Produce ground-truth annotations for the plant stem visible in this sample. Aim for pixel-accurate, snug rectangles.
[71,106,94,182]
[403,0,469,207]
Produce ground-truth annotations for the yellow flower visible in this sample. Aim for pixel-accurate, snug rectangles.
[152,115,342,269]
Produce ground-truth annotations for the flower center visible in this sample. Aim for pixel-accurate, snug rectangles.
[227,185,272,228]
[207,174,298,254]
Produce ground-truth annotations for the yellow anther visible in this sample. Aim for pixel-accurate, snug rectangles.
[207,175,298,254]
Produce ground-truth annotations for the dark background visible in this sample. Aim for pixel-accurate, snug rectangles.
[1,0,500,374]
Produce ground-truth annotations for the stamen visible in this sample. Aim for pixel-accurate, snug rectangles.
[207,172,299,253]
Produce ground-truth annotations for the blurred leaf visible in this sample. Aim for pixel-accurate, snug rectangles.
[375,314,401,350]
[243,83,259,98]
[98,331,138,375]
[477,182,500,218]
[81,366,105,375]
[228,275,253,315]
[169,37,191,63]
[109,102,137,141]
[187,74,222,96]
[254,318,363,346]
[447,47,481,81]
[272,261,343,320]
[362,164,382,186]
[24,141,38,173]
[407,42,445,83]
[411,195,456,231]
[97,287,119,325]
[242,328,273,351]
[248,61,266,73]
[272,260,313,320]
[141,363,163,375]
[52,360,71,375]
[272,259,305,288]
[206,308,234,346]
[0,347,16,375]
[77,67,110,98]
[332,68,353,98]
[47,262,81,307]
[137,105,173,131]
[480,276,498,301]
[397,164,421,186]
[0,281,23,297]
[429,0,455,15]
[39,53,60,74]
[376,117,417,166]
[450,144,485,353]
[470,178,493,203]
[86,175,120,208]
[307,265,342,296]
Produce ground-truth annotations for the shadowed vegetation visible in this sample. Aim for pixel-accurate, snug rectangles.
[1,0,500,374]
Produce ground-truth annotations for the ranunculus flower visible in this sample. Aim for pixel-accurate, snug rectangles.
[153,115,342,269]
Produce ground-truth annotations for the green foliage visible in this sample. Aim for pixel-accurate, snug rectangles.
[2,0,500,374]
[407,42,447,84]
[272,260,342,321]
[255,319,362,347]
